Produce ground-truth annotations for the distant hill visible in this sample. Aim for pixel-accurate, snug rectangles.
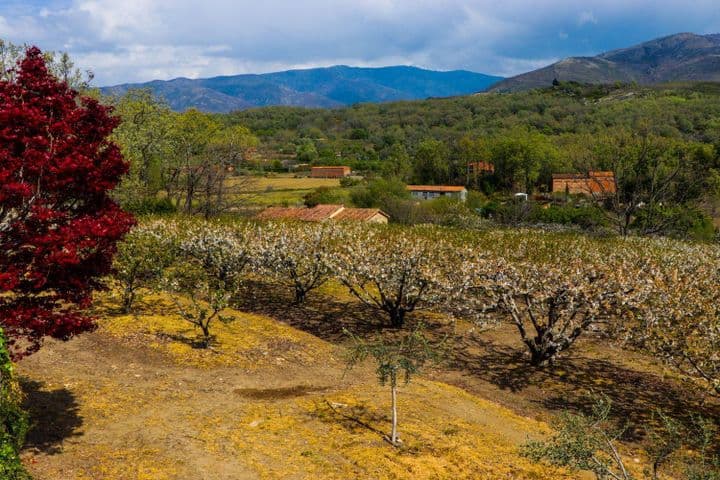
[489,32,720,92]
[101,66,504,113]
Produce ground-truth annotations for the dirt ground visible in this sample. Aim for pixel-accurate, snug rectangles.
[17,292,575,479]
[17,283,716,479]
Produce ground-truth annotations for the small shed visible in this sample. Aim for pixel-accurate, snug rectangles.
[407,185,468,202]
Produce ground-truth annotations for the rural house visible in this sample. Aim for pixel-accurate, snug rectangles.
[310,166,352,178]
[467,161,495,176]
[552,171,616,197]
[256,204,389,223]
[407,185,468,202]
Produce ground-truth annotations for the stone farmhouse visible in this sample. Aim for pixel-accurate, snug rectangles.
[310,166,352,178]
[552,171,616,197]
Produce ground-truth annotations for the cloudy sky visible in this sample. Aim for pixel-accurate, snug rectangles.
[1,0,720,86]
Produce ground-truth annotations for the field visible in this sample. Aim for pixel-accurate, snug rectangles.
[17,274,717,479]
[233,174,347,207]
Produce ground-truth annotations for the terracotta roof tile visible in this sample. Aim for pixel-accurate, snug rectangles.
[333,208,389,221]
[256,204,388,222]
[407,185,467,192]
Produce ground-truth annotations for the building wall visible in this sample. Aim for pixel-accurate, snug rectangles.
[410,190,467,202]
[368,213,389,224]
[310,166,351,178]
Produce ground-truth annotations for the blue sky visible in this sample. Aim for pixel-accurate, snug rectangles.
[1,0,719,86]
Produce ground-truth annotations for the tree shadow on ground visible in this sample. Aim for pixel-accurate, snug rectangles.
[235,280,390,342]
[155,332,216,350]
[235,279,720,443]
[449,333,720,442]
[311,399,389,438]
[20,378,83,454]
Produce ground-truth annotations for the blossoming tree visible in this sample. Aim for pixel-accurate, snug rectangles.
[637,241,720,396]
[467,236,650,366]
[165,223,257,347]
[256,222,337,304]
[331,226,457,328]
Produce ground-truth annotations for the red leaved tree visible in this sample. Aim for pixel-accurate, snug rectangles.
[0,47,134,357]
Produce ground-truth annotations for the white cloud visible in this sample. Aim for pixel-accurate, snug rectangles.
[578,11,599,26]
[1,0,719,84]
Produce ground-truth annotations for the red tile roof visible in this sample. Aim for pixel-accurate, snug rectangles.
[333,208,388,221]
[257,204,388,222]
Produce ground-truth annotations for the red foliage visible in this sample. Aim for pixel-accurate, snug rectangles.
[0,47,134,357]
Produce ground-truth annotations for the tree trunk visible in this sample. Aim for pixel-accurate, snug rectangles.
[526,336,558,367]
[200,323,211,348]
[388,308,405,328]
[390,379,399,446]
[122,286,135,314]
[293,287,306,305]
[529,346,556,367]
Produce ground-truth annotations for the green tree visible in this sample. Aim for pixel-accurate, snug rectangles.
[456,135,491,186]
[165,109,222,213]
[413,139,450,184]
[113,223,179,313]
[296,139,319,164]
[350,178,409,208]
[111,89,174,208]
[0,39,93,89]
[211,125,259,170]
[381,144,413,181]
[345,323,445,447]
[487,127,558,193]
[588,131,710,236]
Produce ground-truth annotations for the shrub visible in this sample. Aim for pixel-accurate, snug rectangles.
[632,204,716,241]
[522,395,632,479]
[303,187,346,207]
[339,176,363,188]
[0,329,29,480]
[113,222,179,313]
[123,197,177,216]
[349,178,409,208]
[529,204,608,230]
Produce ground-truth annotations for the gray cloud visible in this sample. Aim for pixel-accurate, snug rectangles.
[1,0,719,85]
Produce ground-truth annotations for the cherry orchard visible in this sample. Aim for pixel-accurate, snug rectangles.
[0,47,134,356]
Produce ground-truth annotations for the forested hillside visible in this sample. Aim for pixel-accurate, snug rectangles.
[223,82,720,181]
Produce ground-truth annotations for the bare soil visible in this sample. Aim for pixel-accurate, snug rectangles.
[16,282,716,479]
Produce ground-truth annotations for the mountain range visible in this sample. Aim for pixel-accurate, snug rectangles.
[101,33,720,111]
[490,32,720,92]
[101,66,503,113]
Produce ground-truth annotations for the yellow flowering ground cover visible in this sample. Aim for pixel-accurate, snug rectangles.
[17,291,581,479]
